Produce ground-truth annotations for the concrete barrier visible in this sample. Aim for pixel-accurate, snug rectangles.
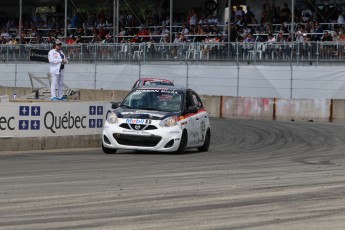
[275,98,331,122]
[200,95,221,118]
[331,99,345,122]
[0,135,101,151]
[221,97,274,120]
[2,86,345,152]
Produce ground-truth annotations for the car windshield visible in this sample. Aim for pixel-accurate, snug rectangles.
[144,81,173,86]
[122,88,183,112]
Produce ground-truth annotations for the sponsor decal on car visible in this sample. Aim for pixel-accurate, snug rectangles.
[201,121,206,132]
[122,112,165,118]
[125,118,152,124]
[123,130,150,135]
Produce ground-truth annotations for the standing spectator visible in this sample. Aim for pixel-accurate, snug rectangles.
[311,21,323,41]
[70,11,78,28]
[97,10,107,24]
[260,4,267,24]
[245,6,255,19]
[189,9,197,26]
[48,39,68,101]
[235,5,244,18]
[337,11,345,25]
[265,3,274,24]
[301,4,313,22]
[279,3,290,23]
[320,3,335,23]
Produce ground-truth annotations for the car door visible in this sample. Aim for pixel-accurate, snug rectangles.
[189,90,208,144]
[185,90,200,146]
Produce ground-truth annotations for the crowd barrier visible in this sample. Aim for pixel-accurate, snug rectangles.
[1,41,345,64]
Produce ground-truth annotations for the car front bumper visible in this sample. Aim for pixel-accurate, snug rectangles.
[102,120,182,152]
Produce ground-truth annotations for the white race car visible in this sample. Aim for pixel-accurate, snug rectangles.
[102,86,211,154]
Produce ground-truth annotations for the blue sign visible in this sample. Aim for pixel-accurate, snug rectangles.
[97,119,103,128]
[31,106,41,116]
[89,119,96,128]
[31,120,40,130]
[97,106,103,115]
[89,106,96,115]
[19,106,30,116]
[18,120,29,130]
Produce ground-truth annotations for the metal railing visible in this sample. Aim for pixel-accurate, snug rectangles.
[1,41,344,64]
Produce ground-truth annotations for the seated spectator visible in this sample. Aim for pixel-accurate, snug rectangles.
[275,32,286,58]
[198,15,207,25]
[321,30,333,42]
[201,35,212,59]
[101,34,113,44]
[266,33,276,59]
[0,29,10,42]
[65,35,75,45]
[295,31,304,42]
[75,27,85,37]
[320,30,333,58]
[137,26,150,42]
[7,35,17,45]
[159,25,170,40]
[243,33,255,58]
[301,33,311,59]
[180,24,189,36]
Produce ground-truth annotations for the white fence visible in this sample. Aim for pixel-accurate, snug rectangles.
[1,62,345,99]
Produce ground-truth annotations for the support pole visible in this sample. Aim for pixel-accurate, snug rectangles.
[170,0,173,43]
[64,0,68,39]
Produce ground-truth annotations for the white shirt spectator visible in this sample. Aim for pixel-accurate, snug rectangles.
[189,14,197,26]
[301,8,313,22]
[181,27,189,36]
[337,13,345,24]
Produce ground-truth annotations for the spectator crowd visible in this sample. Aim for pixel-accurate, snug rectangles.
[0,2,344,49]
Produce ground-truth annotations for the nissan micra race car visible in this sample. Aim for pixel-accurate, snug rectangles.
[102,86,211,154]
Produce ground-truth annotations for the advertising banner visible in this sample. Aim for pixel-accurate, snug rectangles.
[0,102,111,137]
[29,49,49,63]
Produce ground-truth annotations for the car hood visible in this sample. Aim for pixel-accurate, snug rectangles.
[115,108,180,120]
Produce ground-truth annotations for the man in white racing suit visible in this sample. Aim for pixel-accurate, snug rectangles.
[48,39,68,101]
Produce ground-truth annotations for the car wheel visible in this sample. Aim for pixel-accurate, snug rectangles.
[198,129,210,152]
[102,143,117,154]
[176,130,188,154]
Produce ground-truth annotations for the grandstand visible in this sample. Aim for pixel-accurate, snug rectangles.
[0,0,344,63]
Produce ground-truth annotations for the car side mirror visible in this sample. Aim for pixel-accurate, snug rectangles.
[111,102,121,109]
[187,106,198,113]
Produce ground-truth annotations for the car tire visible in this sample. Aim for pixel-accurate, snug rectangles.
[102,143,117,154]
[198,129,211,152]
[176,130,188,154]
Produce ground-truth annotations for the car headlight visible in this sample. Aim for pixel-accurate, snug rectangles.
[107,112,118,124]
[159,116,177,127]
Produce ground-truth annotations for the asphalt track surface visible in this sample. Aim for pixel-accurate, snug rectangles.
[1,118,345,230]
